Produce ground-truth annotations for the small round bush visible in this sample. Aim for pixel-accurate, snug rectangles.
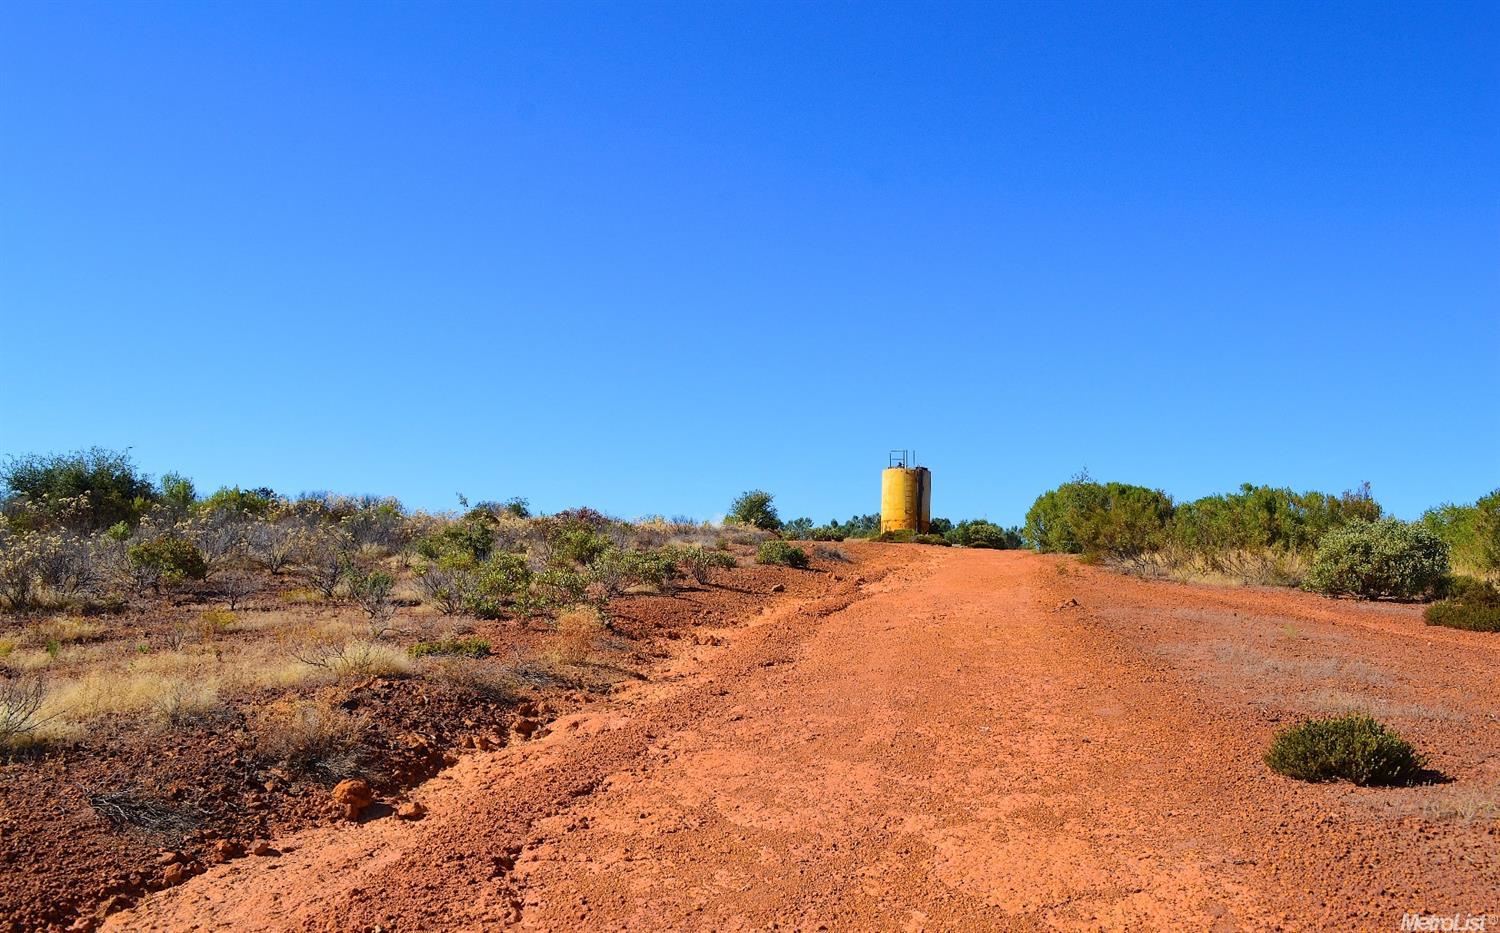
[1264,714,1427,786]
[756,540,809,569]
[1424,577,1500,632]
[1305,519,1449,600]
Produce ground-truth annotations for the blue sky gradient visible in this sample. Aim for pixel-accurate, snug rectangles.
[2,1,1495,523]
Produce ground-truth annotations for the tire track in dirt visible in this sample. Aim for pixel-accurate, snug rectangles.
[107,546,1498,931]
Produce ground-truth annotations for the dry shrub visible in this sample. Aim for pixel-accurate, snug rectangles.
[430,657,522,701]
[4,648,57,673]
[813,546,851,564]
[550,605,607,666]
[199,608,239,631]
[150,678,223,728]
[248,699,368,778]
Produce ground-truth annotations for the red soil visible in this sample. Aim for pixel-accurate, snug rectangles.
[83,546,1500,929]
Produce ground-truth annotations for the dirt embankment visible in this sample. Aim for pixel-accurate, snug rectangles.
[106,545,1498,930]
[0,548,846,932]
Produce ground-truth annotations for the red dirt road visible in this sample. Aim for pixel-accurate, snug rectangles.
[107,546,1499,931]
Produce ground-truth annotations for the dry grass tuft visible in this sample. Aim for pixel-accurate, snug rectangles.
[1422,790,1500,824]
[291,639,414,679]
[1111,547,1308,588]
[279,587,325,606]
[38,654,225,731]
[30,615,104,646]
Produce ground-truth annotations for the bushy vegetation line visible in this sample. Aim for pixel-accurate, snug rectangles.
[767,500,1022,550]
[0,450,763,620]
[1024,473,1499,604]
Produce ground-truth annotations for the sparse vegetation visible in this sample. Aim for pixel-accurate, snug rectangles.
[0,444,1490,930]
[1264,714,1427,786]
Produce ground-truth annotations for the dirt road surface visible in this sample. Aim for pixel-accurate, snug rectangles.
[107,546,1499,931]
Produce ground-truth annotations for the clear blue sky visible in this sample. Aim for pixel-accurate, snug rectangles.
[1,1,1495,524]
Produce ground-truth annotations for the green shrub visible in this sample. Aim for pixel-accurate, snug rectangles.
[127,536,208,588]
[589,547,679,596]
[1264,714,1427,786]
[466,552,533,618]
[158,472,197,517]
[1305,519,1449,600]
[547,523,611,567]
[345,567,395,624]
[912,534,951,546]
[1171,483,1381,559]
[873,529,914,543]
[675,545,736,583]
[416,515,496,562]
[200,485,274,518]
[410,636,492,659]
[525,568,590,612]
[813,514,879,540]
[1422,490,1500,579]
[1024,477,1173,558]
[728,490,782,531]
[1425,577,1500,632]
[756,540,809,568]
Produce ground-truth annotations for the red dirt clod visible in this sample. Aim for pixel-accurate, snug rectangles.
[331,779,375,820]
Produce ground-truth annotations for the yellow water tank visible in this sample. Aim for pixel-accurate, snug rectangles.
[880,467,931,533]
